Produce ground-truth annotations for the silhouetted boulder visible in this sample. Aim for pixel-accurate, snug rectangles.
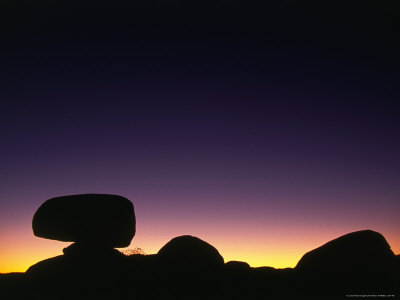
[295,230,395,274]
[251,266,295,284]
[27,242,128,276]
[294,230,398,296]
[222,261,252,297]
[156,235,224,296]
[157,235,224,268]
[32,194,135,247]
[25,243,131,299]
[225,260,250,271]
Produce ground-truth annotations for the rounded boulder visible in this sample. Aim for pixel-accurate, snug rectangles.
[157,235,224,268]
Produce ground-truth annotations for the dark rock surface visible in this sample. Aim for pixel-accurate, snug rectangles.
[296,230,395,273]
[24,194,136,299]
[157,235,224,267]
[156,235,225,296]
[4,194,399,300]
[2,230,399,299]
[0,273,27,299]
[295,230,398,296]
[225,260,250,271]
[32,194,135,247]
[25,242,131,299]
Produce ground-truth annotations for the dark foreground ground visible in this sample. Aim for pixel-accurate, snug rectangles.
[1,230,399,300]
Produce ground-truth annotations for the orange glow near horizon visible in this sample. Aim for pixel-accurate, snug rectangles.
[2,220,399,273]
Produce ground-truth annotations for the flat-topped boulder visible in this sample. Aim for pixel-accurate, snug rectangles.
[32,194,135,248]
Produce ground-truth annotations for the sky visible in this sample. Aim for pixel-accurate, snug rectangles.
[1,1,400,273]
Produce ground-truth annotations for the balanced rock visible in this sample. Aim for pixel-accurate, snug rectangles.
[295,229,395,274]
[32,194,135,247]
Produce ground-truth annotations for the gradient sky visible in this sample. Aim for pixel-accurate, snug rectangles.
[1,1,400,273]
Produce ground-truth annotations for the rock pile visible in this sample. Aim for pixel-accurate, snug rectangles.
[12,196,398,300]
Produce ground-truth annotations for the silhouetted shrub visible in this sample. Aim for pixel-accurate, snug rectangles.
[119,247,146,256]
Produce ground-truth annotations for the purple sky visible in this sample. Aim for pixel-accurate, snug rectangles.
[1,1,400,271]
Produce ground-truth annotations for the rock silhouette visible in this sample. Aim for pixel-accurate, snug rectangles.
[295,230,398,296]
[157,235,224,267]
[296,229,395,273]
[32,194,135,247]
[2,195,399,299]
[225,260,250,271]
[25,194,136,299]
[156,235,225,297]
